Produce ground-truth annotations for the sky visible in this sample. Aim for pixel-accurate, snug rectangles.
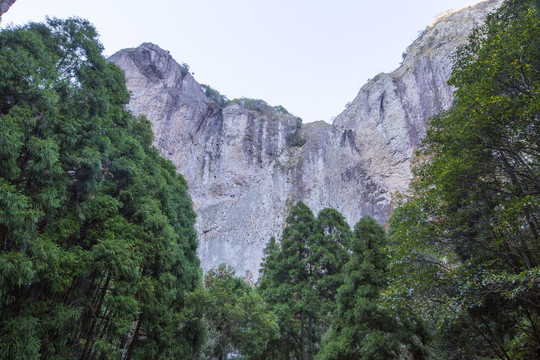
[1,0,484,123]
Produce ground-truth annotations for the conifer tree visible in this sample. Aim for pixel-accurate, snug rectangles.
[0,18,201,359]
[318,216,428,360]
[259,203,352,360]
[259,202,316,359]
[308,208,351,348]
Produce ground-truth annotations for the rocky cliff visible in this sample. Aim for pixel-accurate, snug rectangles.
[0,0,16,18]
[109,0,502,278]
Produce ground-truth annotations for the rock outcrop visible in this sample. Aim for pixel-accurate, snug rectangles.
[0,0,16,18]
[109,0,502,278]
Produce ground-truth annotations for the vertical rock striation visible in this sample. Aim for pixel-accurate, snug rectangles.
[301,0,503,225]
[109,0,502,277]
[110,44,301,276]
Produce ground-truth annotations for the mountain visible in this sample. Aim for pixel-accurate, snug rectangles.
[109,0,503,278]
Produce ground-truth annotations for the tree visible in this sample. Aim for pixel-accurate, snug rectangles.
[309,208,351,326]
[0,18,201,359]
[258,202,316,359]
[194,264,279,360]
[201,84,229,108]
[318,217,428,360]
[258,203,351,360]
[387,1,540,358]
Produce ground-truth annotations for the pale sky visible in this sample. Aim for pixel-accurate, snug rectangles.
[2,0,484,123]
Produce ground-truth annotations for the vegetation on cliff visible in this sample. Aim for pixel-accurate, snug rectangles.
[200,84,306,147]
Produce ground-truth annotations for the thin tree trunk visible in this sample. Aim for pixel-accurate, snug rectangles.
[308,315,313,360]
[80,272,111,360]
[124,314,143,360]
[300,313,307,360]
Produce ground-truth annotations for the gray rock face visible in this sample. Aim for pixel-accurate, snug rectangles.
[110,44,301,277]
[0,0,16,18]
[109,0,502,278]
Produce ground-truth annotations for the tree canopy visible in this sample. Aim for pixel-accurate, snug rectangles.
[387,0,540,358]
[259,204,423,359]
[0,18,200,359]
[319,217,429,360]
[191,264,279,360]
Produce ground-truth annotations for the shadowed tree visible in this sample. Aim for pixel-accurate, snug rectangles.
[0,18,201,359]
[387,1,540,358]
[318,216,429,360]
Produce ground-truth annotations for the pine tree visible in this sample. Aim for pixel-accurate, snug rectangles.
[318,216,428,360]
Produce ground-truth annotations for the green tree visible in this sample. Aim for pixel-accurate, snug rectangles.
[0,18,201,359]
[318,216,428,360]
[201,84,229,108]
[195,264,279,360]
[259,203,351,360]
[387,1,540,358]
[259,202,317,359]
[309,208,351,325]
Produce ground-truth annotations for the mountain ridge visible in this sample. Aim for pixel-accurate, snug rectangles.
[109,0,503,277]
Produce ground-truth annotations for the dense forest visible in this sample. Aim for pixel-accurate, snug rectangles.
[0,0,538,359]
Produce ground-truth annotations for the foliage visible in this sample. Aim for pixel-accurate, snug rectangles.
[181,61,191,76]
[273,105,289,114]
[195,265,279,360]
[201,84,229,108]
[226,97,305,147]
[258,203,351,360]
[227,97,290,115]
[386,1,540,358]
[286,117,306,147]
[286,132,306,147]
[318,217,429,360]
[0,18,201,359]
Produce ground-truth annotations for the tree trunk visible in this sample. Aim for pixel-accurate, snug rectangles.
[124,314,143,360]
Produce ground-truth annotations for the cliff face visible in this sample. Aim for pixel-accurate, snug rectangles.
[110,44,301,276]
[109,0,502,277]
[0,0,16,18]
[302,0,503,226]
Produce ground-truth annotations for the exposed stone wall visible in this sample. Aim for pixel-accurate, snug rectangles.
[110,0,503,278]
